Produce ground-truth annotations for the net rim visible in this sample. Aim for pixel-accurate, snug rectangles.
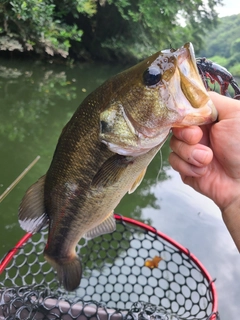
[0,214,218,320]
[0,232,32,274]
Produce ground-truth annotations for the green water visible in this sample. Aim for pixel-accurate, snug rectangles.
[0,60,122,252]
[0,58,240,319]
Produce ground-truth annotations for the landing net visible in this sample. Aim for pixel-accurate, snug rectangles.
[0,215,219,320]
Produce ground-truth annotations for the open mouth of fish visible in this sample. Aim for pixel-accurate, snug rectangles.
[164,42,218,127]
[99,42,218,156]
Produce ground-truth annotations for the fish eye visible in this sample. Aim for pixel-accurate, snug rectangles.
[143,66,161,86]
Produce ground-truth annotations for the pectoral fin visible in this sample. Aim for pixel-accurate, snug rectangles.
[91,154,133,189]
[18,175,48,233]
[128,168,147,194]
[84,211,116,239]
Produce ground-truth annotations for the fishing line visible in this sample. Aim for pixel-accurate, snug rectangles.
[156,149,163,184]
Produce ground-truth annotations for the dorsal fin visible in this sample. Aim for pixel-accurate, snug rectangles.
[18,175,48,233]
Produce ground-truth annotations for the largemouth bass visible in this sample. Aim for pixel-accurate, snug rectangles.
[19,43,217,291]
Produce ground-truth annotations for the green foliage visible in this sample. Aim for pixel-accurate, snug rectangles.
[207,55,228,67]
[0,0,83,57]
[75,0,97,15]
[0,0,222,61]
[229,64,240,77]
[231,38,240,55]
[199,14,240,76]
[90,0,221,61]
[199,14,240,58]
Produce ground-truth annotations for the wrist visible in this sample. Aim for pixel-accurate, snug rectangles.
[221,197,240,252]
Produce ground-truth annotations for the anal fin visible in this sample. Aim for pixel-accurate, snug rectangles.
[18,175,48,234]
[84,211,116,239]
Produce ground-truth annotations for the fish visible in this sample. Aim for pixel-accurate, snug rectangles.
[18,42,218,291]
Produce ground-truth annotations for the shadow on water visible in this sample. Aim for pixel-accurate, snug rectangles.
[0,59,240,319]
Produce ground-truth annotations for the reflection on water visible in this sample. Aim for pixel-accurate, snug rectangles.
[0,69,76,142]
[0,59,239,319]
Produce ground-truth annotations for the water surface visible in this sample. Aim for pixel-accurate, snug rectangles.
[0,58,239,319]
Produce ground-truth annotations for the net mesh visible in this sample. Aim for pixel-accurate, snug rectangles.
[0,215,219,320]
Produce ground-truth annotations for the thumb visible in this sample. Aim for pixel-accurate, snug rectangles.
[209,92,240,121]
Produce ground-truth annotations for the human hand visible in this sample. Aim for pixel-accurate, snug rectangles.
[169,92,240,249]
[169,92,240,211]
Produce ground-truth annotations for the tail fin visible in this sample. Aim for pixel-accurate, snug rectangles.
[44,253,82,291]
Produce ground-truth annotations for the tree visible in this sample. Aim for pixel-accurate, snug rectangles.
[73,0,222,61]
[0,0,222,61]
[0,0,85,57]
[199,14,240,59]
[198,14,240,76]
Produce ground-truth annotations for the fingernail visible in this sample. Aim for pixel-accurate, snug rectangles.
[192,149,209,164]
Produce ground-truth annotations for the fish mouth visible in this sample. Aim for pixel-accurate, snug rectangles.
[127,43,218,136]
[100,42,218,157]
[171,42,218,126]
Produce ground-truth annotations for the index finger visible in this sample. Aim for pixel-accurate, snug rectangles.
[171,126,203,145]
